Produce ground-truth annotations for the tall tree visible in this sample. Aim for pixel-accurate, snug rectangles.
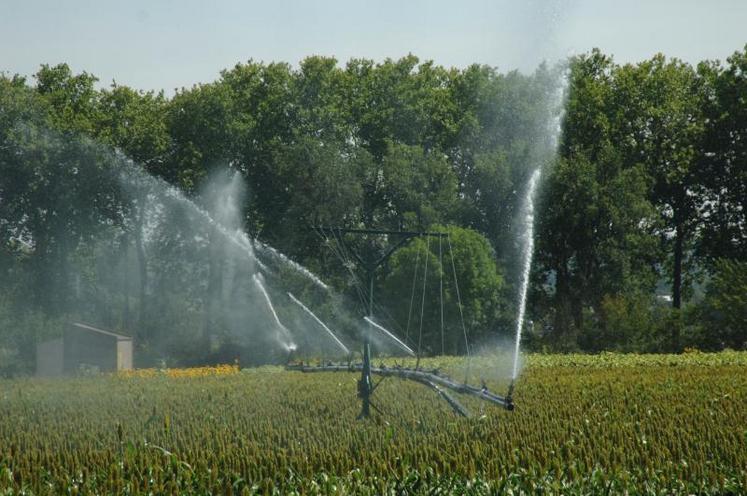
[698,46,747,262]
[616,56,706,319]
[536,51,660,348]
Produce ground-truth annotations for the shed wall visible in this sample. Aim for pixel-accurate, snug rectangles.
[36,338,64,377]
[117,339,133,370]
[63,324,118,373]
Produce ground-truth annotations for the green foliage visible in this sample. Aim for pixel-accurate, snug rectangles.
[535,47,746,350]
[614,55,706,315]
[268,137,365,254]
[1,46,747,366]
[381,226,502,354]
[591,292,670,352]
[167,81,235,190]
[34,63,100,134]
[689,259,747,350]
[96,84,170,172]
[698,46,747,262]
[536,150,659,348]
[0,296,67,377]
[376,142,458,228]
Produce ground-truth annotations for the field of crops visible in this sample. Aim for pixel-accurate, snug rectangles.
[1,352,746,494]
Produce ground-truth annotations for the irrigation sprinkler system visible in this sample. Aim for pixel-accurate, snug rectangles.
[284,226,515,419]
[286,362,514,416]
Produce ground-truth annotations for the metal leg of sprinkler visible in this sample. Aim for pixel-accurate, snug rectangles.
[358,271,375,419]
[505,381,515,411]
[358,339,372,419]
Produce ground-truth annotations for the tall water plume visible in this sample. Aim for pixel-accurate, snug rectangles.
[510,68,568,381]
[511,169,541,380]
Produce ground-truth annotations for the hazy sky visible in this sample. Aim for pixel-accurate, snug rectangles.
[1,0,745,94]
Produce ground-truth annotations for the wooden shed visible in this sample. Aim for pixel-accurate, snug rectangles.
[36,323,133,377]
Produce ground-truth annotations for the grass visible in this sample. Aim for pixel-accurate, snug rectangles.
[1,351,746,494]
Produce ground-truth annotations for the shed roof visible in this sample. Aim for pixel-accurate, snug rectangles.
[71,322,133,341]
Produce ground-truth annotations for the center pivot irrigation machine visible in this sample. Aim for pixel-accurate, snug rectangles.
[285,227,515,419]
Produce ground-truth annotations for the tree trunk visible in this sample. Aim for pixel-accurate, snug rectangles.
[671,223,684,351]
[672,224,683,310]
[553,262,574,348]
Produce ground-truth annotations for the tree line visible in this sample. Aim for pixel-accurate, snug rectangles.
[0,48,745,374]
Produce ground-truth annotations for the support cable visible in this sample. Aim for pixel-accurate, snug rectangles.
[317,227,409,343]
[332,230,402,331]
[447,233,471,383]
[415,236,430,371]
[330,228,368,307]
[316,227,367,309]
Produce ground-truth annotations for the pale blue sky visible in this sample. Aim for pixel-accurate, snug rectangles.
[1,0,745,94]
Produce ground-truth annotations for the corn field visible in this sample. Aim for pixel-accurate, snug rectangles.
[1,352,746,494]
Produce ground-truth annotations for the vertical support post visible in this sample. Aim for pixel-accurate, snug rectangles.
[358,270,374,419]
[312,227,448,419]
